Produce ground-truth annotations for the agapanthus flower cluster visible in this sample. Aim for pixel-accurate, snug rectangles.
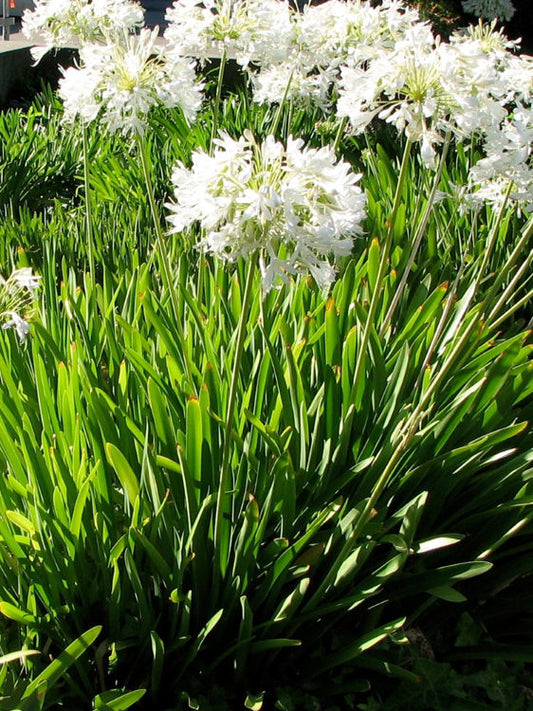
[251,63,337,112]
[248,0,425,109]
[0,268,41,342]
[297,0,421,70]
[231,0,531,181]
[164,0,295,67]
[167,132,366,291]
[338,25,457,167]
[464,107,533,211]
[462,0,515,22]
[22,0,144,62]
[336,18,533,168]
[58,28,203,134]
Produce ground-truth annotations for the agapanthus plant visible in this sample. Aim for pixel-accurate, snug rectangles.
[22,0,144,62]
[168,129,367,572]
[167,131,367,291]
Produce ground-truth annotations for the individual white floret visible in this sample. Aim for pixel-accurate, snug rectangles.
[2,312,31,343]
[0,268,41,343]
[10,268,41,297]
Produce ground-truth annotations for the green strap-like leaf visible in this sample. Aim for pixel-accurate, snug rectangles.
[105,443,139,506]
[22,626,102,699]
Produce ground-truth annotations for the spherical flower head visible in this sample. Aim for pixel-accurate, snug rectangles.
[22,0,144,61]
[465,108,533,211]
[337,32,459,167]
[297,0,422,72]
[251,61,336,110]
[164,0,295,67]
[336,20,523,168]
[59,28,203,134]
[247,0,428,116]
[167,132,366,291]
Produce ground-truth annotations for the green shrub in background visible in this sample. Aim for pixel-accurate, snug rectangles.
[0,0,532,709]
[404,0,463,37]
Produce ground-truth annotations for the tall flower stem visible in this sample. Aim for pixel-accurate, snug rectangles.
[379,133,451,338]
[333,117,348,155]
[214,253,258,577]
[136,132,195,388]
[82,123,95,282]
[270,71,293,138]
[210,49,227,153]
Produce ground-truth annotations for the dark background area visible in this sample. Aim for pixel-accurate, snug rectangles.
[410,0,533,52]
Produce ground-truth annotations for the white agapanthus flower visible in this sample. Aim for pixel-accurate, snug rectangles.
[2,312,31,342]
[465,108,533,211]
[167,132,366,291]
[10,267,42,297]
[59,28,203,134]
[22,0,144,62]
[337,25,459,168]
[251,61,337,111]
[462,0,515,22]
[0,268,41,342]
[297,0,422,71]
[164,0,295,67]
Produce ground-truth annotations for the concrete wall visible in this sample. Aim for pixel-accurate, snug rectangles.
[0,42,76,107]
[0,43,33,106]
